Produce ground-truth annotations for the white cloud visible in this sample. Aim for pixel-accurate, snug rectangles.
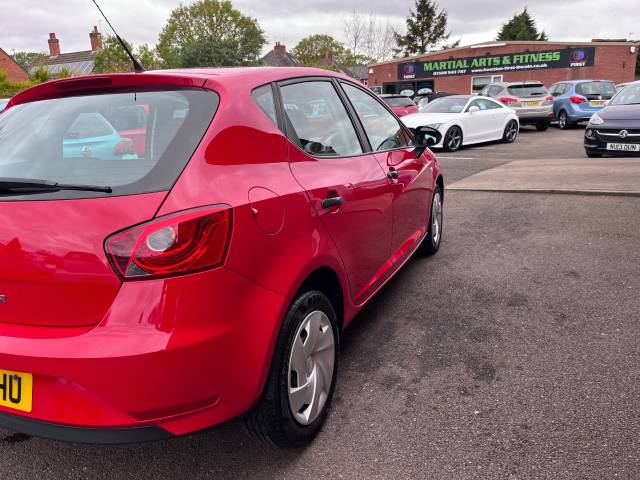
[0,0,637,56]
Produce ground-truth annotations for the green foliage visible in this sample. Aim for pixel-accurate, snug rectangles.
[292,34,364,68]
[157,0,265,68]
[57,67,73,79]
[0,70,34,97]
[497,8,548,41]
[394,0,452,56]
[94,36,162,73]
[11,51,43,71]
[29,66,51,84]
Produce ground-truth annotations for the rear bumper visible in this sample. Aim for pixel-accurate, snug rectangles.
[0,411,171,444]
[0,267,286,441]
[514,106,553,125]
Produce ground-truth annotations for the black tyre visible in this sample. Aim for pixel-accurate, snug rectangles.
[586,150,602,158]
[557,110,572,129]
[417,183,443,256]
[443,126,462,152]
[536,122,550,131]
[244,291,339,447]
[502,120,519,143]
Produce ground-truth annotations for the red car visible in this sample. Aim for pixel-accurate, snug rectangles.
[0,68,443,447]
[379,94,420,117]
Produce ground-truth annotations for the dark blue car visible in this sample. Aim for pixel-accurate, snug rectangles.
[549,80,616,129]
[584,81,640,157]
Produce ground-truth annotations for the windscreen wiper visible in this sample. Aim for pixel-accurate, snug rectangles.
[0,178,112,194]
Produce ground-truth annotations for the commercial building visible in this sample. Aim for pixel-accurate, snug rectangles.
[368,40,638,94]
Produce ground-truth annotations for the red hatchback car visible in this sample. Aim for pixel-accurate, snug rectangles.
[379,94,420,117]
[0,67,443,447]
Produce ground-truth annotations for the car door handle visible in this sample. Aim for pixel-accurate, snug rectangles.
[321,196,344,209]
[387,169,399,179]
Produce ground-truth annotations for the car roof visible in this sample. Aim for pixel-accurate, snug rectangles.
[493,81,544,87]
[556,79,614,84]
[9,67,358,108]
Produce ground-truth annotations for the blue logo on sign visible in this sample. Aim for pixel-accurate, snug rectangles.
[403,64,415,75]
[571,50,586,62]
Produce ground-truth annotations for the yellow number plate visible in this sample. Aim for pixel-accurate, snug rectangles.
[590,100,606,107]
[0,369,32,413]
[523,101,542,107]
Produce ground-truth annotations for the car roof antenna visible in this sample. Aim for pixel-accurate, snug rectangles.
[91,0,145,73]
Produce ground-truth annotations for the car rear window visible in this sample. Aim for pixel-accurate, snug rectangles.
[507,84,548,97]
[576,81,616,99]
[383,97,416,107]
[0,89,218,199]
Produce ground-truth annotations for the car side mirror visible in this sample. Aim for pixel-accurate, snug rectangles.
[468,106,480,114]
[410,126,442,157]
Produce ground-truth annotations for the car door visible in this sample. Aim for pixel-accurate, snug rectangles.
[339,81,433,269]
[461,99,489,142]
[477,98,510,139]
[281,79,393,304]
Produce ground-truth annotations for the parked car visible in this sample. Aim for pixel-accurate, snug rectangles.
[379,94,419,117]
[416,92,456,111]
[549,80,616,129]
[62,112,138,160]
[0,67,443,447]
[0,99,9,112]
[402,95,519,152]
[616,82,632,93]
[584,80,640,157]
[479,81,553,131]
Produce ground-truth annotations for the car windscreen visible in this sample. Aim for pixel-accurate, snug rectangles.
[383,97,416,107]
[576,81,616,100]
[0,89,218,198]
[609,84,640,106]
[423,97,468,113]
[507,84,548,97]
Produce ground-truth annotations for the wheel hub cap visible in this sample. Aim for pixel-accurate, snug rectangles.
[288,310,335,425]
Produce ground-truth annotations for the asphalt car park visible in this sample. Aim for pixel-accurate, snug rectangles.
[1,127,639,479]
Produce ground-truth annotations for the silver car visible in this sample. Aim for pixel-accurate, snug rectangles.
[480,81,553,131]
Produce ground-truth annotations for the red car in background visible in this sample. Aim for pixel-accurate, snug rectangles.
[379,94,419,117]
[0,68,443,447]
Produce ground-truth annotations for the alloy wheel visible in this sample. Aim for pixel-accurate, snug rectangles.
[431,191,442,245]
[288,310,335,426]
[446,128,462,150]
[505,121,518,142]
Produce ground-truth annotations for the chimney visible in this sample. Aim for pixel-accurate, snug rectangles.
[90,25,103,51]
[48,33,60,57]
[274,42,286,55]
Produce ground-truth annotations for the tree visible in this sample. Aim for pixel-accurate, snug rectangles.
[94,36,162,73]
[11,51,43,71]
[394,0,453,57]
[344,11,399,62]
[293,34,360,68]
[29,66,50,84]
[57,67,73,79]
[497,8,548,41]
[157,0,265,68]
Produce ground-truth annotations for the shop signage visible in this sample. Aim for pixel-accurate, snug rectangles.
[398,47,596,79]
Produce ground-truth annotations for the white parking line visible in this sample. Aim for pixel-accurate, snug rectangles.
[439,156,476,160]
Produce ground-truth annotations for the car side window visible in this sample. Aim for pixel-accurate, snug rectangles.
[279,81,363,157]
[479,86,490,96]
[252,85,278,125]
[479,98,502,110]
[340,82,412,152]
[466,99,482,111]
[488,86,502,97]
[553,84,566,96]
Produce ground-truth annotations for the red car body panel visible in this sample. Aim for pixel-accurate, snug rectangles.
[390,105,419,117]
[0,68,442,441]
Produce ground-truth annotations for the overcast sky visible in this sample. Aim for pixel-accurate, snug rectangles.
[0,0,638,55]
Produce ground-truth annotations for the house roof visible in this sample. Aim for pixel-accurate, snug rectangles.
[261,49,302,67]
[32,50,96,76]
[0,47,29,82]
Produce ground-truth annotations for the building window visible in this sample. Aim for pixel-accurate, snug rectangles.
[471,75,503,93]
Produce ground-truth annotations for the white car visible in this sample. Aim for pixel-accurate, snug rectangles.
[402,95,519,152]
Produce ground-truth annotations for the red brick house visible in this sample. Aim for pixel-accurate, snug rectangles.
[0,47,28,82]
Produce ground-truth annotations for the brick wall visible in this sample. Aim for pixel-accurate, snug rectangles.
[369,42,638,94]
[0,48,28,83]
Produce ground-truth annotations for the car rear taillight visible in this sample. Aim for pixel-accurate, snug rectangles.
[545,95,554,102]
[114,139,135,156]
[105,206,232,279]
[499,97,519,104]
[570,96,587,104]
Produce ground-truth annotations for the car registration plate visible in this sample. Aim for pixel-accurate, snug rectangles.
[523,101,542,107]
[606,143,640,152]
[0,369,32,412]
[590,100,606,107]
